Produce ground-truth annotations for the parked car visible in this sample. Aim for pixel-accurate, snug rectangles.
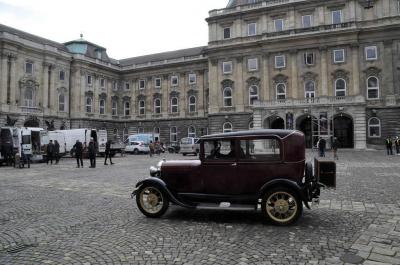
[125,141,149,154]
[179,137,200,156]
[132,129,336,226]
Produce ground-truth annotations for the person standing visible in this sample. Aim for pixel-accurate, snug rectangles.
[331,137,339,160]
[88,138,96,168]
[317,138,326,157]
[104,140,114,165]
[385,136,393,155]
[73,140,83,168]
[149,141,155,157]
[46,140,54,165]
[395,136,400,155]
[54,140,60,164]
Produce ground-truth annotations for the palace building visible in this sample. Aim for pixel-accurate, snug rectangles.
[1,0,400,148]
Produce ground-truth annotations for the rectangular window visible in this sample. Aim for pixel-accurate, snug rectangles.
[112,101,117,116]
[365,46,377,61]
[274,19,284,32]
[87,75,92,85]
[189,73,197,84]
[223,27,231,39]
[171,76,179,86]
[125,82,130,90]
[247,23,257,36]
[139,100,145,115]
[204,140,236,160]
[59,71,65,81]
[100,78,105,88]
[25,62,33,74]
[155,78,161,88]
[139,79,145,89]
[304,52,314,65]
[239,139,281,161]
[274,55,286,68]
[248,58,258,71]
[302,15,312,28]
[223,61,233,74]
[112,81,118,91]
[333,49,345,63]
[332,10,342,24]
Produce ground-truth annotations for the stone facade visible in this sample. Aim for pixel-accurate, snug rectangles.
[1,0,400,148]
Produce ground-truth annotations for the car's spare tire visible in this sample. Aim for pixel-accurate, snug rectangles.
[136,184,169,218]
[261,187,303,226]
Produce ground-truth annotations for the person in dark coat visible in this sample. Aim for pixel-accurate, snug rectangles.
[331,137,339,160]
[317,138,326,157]
[385,136,393,155]
[104,140,114,165]
[395,136,400,155]
[46,140,54,165]
[73,140,83,168]
[54,140,60,164]
[88,138,96,168]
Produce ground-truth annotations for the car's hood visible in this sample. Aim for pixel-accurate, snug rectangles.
[161,160,201,177]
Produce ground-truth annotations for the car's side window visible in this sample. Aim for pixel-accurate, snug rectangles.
[204,140,236,160]
[240,138,280,161]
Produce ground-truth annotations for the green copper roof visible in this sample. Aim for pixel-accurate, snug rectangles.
[65,42,88,54]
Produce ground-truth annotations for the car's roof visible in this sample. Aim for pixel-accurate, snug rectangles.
[200,129,301,140]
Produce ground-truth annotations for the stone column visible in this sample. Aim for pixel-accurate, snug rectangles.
[162,75,169,115]
[290,50,298,99]
[9,54,17,106]
[0,54,8,104]
[49,65,56,110]
[208,59,219,114]
[80,71,86,115]
[197,71,204,116]
[42,63,50,109]
[383,40,394,96]
[351,44,360,95]
[235,56,244,112]
[318,6,325,26]
[262,54,270,101]
[354,108,367,149]
[253,107,262,130]
[320,47,328,96]
[93,75,98,114]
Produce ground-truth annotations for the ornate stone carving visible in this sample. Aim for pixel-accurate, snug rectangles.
[363,67,381,77]
[111,95,119,101]
[221,79,234,88]
[99,92,107,99]
[331,69,350,82]
[24,116,40,127]
[153,93,162,99]
[45,120,55,131]
[170,91,180,97]
[272,74,288,85]
[301,72,318,82]
[85,91,94,97]
[246,77,261,87]
[187,89,198,96]
[122,96,131,101]
[137,94,146,101]
[358,0,376,9]
[6,115,17,126]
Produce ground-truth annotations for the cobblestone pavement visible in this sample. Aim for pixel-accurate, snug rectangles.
[0,150,399,264]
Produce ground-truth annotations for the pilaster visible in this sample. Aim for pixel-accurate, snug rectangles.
[9,54,17,106]
[320,47,328,96]
[262,54,270,101]
[351,44,360,95]
[208,59,219,114]
[235,57,244,112]
[0,54,8,104]
[42,63,50,108]
[290,50,298,99]
[383,40,394,96]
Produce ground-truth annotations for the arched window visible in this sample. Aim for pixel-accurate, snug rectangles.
[99,99,105,114]
[335,79,346,97]
[367,76,379,99]
[249,85,259,105]
[188,126,196,138]
[154,99,161,114]
[276,83,286,100]
[171,97,178,113]
[154,127,160,134]
[86,97,92,113]
[170,127,177,143]
[223,87,232,107]
[58,93,65,112]
[368,117,381,138]
[138,100,145,115]
[223,122,233,133]
[305,81,315,98]
[24,87,34,107]
[189,96,196,112]
[124,101,130,116]
[112,100,118,116]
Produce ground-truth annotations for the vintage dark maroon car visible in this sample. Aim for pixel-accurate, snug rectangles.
[132,129,335,225]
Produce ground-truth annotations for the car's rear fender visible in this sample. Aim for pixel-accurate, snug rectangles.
[133,177,195,208]
[258,179,308,204]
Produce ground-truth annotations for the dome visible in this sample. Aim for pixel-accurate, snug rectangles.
[226,0,237,8]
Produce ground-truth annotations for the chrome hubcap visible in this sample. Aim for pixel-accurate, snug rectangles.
[266,191,297,223]
[139,187,163,214]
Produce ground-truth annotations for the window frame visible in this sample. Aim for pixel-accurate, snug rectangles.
[365,46,378,61]
[368,117,381,138]
[87,75,92,86]
[249,85,259,105]
[99,99,106,115]
[86,96,93,113]
[302,15,313,28]
[170,127,178,143]
[139,79,146,90]
[124,101,130,116]
[100,78,106,88]
[274,55,286,69]
[154,98,162,114]
[332,10,342,24]
[125,82,130,90]
[223,27,231,39]
[25,62,33,74]
[171,97,179,113]
[59,70,65,81]
[154,78,162,88]
[276,83,286,100]
[223,87,233,107]
[305,80,316,98]
[112,100,118,116]
[171,75,179,87]
[304,52,314,66]
[335,78,347,97]
[58,93,65,112]
[188,95,196,113]
[247,58,258,72]
[222,122,233,133]
[274,18,284,32]
[138,100,145,115]
[333,49,345,63]
[367,76,380,100]
[247,22,257,36]
[223,61,233,74]
[188,73,197,85]
[188,126,196,138]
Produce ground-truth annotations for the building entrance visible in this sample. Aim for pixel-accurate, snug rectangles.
[333,115,354,148]
[264,116,284,129]
[296,115,318,148]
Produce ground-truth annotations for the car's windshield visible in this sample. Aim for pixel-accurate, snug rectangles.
[180,138,192,145]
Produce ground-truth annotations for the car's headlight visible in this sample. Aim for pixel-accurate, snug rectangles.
[149,166,160,177]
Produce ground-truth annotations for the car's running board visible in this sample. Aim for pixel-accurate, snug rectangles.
[195,202,255,211]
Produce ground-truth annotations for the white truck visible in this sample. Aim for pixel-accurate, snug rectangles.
[53,129,107,156]
[47,131,67,156]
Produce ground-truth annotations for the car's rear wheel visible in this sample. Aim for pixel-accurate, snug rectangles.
[261,187,303,226]
[136,185,169,218]
[133,148,139,155]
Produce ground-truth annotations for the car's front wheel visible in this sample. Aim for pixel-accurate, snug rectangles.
[261,187,303,226]
[136,185,169,218]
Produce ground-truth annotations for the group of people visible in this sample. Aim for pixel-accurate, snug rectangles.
[385,136,400,156]
[317,137,339,160]
[0,142,14,166]
[71,139,114,168]
[148,141,165,157]
[46,140,61,165]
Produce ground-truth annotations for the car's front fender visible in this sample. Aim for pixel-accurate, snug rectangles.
[132,177,195,208]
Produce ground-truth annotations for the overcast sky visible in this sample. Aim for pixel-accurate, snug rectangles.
[0,0,228,59]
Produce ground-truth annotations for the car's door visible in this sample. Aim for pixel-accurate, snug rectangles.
[199,139,239,195]
[236,137,283,194]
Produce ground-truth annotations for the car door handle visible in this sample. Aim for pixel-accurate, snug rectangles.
[231,163,237,166]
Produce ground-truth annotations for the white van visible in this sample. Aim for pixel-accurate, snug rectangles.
[179,137,200,156]
[47,131,67,155]
[54,129,104,155]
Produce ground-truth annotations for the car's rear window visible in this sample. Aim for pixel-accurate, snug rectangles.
[240,139,281,161]
[180,138,192,145]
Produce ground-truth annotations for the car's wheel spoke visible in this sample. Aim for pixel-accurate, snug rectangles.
[265,191,298,223]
